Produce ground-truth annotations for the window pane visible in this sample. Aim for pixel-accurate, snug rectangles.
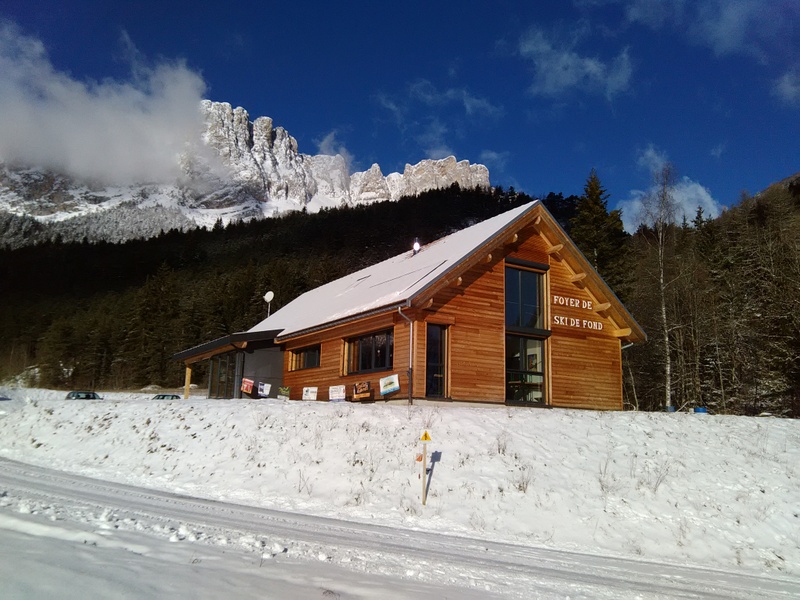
[520,269,541,329]
[375,332,387,369]
[523,337,544,373]
[505,335,522,371]
[505,267,520,327]
[359,336,374,371]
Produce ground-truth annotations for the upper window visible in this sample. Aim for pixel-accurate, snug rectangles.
[290,345,320,371]
[347,329,393,374]
[505,267,544,330]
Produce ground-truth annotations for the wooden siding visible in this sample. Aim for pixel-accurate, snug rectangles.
[546,252,623,409]
[282,312,407,401]
[421,260,506,403]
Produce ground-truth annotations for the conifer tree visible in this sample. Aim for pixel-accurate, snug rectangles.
[570,169,630,298]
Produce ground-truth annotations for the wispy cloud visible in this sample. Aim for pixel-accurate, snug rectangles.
[618,0,800,60]
[636,143,669,173]
[376,79,501,162]
[409,79,503,118]
[315,130,355,172]
[773,69,800,107]
[710,143,726,159]
[415,119,453,160]
[518,24,632,100]
[479,150,511,173]
[618,143,723,232]
[0,21,207,185]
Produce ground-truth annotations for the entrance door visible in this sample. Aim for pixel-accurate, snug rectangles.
[426,324,447,398]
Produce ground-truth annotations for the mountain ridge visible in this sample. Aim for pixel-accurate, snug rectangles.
[0,100,490,248]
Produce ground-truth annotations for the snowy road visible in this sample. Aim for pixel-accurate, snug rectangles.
[1,456,797,599]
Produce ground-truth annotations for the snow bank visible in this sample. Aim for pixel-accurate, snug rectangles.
[0,387,797,577]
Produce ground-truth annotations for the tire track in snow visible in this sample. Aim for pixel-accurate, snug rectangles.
[1,457,798,599]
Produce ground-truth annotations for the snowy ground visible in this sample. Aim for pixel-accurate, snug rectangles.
[0,387,798,598]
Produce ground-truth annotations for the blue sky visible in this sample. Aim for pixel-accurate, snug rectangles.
[1,1,798,230]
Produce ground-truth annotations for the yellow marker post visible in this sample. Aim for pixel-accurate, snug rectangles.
[421,430,431,505]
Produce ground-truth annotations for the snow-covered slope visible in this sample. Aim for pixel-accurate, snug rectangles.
[0,387,797,584]
[0,101,490,248]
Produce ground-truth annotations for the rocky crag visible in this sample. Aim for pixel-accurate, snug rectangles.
[0,101,489,248]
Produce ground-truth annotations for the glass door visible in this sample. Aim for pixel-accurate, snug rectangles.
[426,324,447,398]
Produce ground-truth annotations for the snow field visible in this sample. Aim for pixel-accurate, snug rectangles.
[0,387,798,578]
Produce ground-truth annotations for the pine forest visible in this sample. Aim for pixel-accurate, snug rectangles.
[1,173,798,417]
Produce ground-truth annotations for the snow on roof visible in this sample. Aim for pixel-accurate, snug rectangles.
[249,201,537,339]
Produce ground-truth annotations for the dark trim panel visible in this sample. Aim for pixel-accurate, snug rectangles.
[505,257,550,271]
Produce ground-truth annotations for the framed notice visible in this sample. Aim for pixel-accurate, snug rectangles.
[302,386,318,401]
[379,374,400,396]
[329,385,346,402]
[240,378,254,394]
[257,382,271,398]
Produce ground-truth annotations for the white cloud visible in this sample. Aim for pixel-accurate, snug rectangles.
[519,25,632,100]
[617,143,723,232]
[0,21,207,185]
[619,178,722,233]
[773,70,800,107]
[710,143,726,159]
[315,130,355,172]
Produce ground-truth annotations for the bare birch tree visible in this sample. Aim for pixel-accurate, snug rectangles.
[639,163,679,409]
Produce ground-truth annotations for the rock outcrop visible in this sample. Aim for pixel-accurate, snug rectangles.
[0,100,490,248]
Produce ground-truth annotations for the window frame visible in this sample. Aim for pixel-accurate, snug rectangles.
[290,344,321,371]
[346,329,394,374]
[505,265,546,332]
[504,262,550,406]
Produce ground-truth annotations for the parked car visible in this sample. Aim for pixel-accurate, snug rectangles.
[152,393,181,400]
[65,391,102,400]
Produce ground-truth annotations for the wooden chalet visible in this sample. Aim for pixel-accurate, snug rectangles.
[175,200,645,409]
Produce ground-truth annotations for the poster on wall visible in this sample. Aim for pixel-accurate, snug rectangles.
[329,385,346,402]
[277,386,290,401]
[257,382,271,398]
[353,381,371,401]
[379,374,400,396]
[240,378,254,394]
[302,386,318,400]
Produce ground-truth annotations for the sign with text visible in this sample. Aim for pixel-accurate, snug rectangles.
[240,378,254,394]
[277,386,291,401]
[257,382,271,398]
[329,385,346,402]
[302,386,318,401]
[552,294,604,331]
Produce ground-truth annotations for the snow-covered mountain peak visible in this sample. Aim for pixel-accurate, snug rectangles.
[0,100,490,248]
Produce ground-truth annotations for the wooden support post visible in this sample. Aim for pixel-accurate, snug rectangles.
[183,364,192,399]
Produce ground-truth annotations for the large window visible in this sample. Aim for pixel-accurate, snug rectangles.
[505,335,545,404]
[347,329,394,374]
[290,345,320,371]
[505,267,543,330]
[505,265,548,404]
